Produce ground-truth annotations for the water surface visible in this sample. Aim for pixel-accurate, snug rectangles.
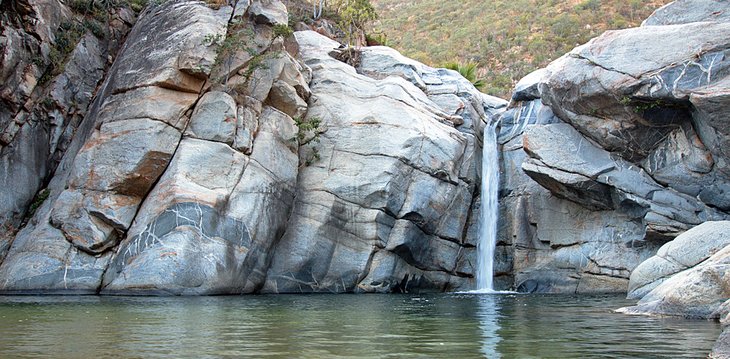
[0,294,719,358]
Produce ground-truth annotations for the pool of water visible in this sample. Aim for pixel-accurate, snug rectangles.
[0,293,720,358]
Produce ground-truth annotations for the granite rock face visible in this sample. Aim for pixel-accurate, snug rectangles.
[496,0,730,293]
[642,0,730,25]
[0,0,135,261]
[261,32,503,293]
[0,0,503,294]
[1,0,729,298]
[0,0,304,294]
[539,21,730,211]
[617,222,730,319]
[627,221,730,299]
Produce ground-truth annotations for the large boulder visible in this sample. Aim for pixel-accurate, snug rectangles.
[497,0,730,293]
[619,237,730,359]
[539,19,730,210]
[627,221,730,299]
[617,241,730,318]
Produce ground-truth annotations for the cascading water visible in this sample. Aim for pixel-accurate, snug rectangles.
[476,120,500,291]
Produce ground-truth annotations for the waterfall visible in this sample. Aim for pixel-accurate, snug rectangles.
[476,121,500,291]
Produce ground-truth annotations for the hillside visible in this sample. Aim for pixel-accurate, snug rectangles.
[370,0,671,98]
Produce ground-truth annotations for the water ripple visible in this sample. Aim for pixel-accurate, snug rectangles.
[0,294,719,358]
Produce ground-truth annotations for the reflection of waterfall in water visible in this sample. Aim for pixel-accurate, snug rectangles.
[476,121,500,291]
[477,295,502,358]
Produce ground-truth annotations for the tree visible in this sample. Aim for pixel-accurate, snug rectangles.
[331,0,377,47]
[313,0,325,19]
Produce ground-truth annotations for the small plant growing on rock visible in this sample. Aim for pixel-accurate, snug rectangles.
[27,188,50,218]
[83,18,106,38]
[242,52,272,80]
[126,0,148,12]
[293,116,321,141]
[618,96,666,113]
[273,24,294,39]
[444,61,486,91]
[204,24,258,87]
[292,116,322,166]
[39,21,86,84]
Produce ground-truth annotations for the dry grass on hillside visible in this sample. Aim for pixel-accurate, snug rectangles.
[370,0,670,98]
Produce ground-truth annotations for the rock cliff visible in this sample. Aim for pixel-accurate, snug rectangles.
[495,0,730,293]
[0,0,504,294]
[0,0,728,298]
[1,0,135,262]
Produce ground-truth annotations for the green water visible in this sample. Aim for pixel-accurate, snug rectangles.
[0,294,720,358]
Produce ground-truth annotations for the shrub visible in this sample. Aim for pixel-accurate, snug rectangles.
[27,189,50,218]
[83,18,106,38]
[331,0,378,47]
[576,0,601,11]
[126,0,148,12]
[292,116,322,166]
[444,61,486,91]
[365,32,387,46]
[370,0,668,98]
[273,24,294,38]
[39,21,86,84]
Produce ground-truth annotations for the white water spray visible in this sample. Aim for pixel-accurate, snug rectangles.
[476,121,500,291]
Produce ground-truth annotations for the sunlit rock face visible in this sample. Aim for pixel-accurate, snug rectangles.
[496,0,730,293]
[0,0,508,294]
[618,221,730,318]
[0,0,302,294]
[261,31,500,293]
[1,0,729,298]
